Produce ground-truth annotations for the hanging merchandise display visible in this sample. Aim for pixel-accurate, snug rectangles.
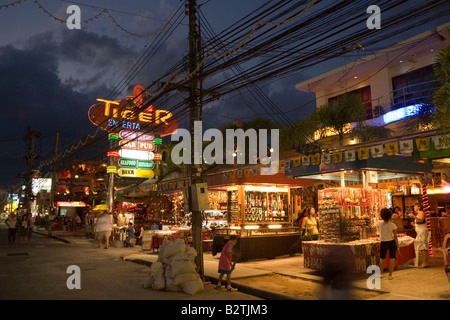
[302,186,416,272]
[243,186,289,223]
[318,187,388,243]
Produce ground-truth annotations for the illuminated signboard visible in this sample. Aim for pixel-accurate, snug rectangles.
[32,178,52,195]
[383,104,424,125]
[137,160,155,169]
[118,158,138,168]
[57,201,87,207]
[119,149,155,161]
[118,158,154,169]
[117,168,155,179]
[119,130,155,142]
[119,140,155,151]
[88,85,178,137]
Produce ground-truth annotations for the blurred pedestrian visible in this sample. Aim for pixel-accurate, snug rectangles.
[215,235,239,291]
[96,212,113,249]
[27,215,34,239]
[35,213,41,228]
[136,226,144,246]
[321,245,354,300]
[62,217,68,236]
[75,214,82,228]
[377,208,399,280]
[5,212,17,244]
[20,215,29,244]
[124,222,135,247]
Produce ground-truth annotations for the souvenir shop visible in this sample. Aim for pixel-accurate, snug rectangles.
[284,148,434,272]
[205,165,314,260]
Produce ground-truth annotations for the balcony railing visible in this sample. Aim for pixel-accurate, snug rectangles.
[371,79,441,119]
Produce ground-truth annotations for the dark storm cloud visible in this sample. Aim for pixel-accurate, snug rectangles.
[0,32,107,187]
[202,71,316,130]
[0,27,187,187]
[57,30,136,68]
[0,44,94,135]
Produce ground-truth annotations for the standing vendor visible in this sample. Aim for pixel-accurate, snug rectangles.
[301,207,320,240]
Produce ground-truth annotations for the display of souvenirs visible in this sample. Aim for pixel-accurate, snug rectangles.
[208,191,227,210]
[302,240,379,272]
[227,190,240,224]
[244,191,288,223]
[318,187,388,243]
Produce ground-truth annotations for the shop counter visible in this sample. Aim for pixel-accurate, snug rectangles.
[142,229,212,251]
[302,236,416,272]
[140,230,182,250]
[213,227,302,261]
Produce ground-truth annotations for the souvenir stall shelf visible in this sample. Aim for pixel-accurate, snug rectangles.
[302,187,415,272]
[318,188,388,243]
[244,189,289,223]
[214,185,301,260]
[226,186,291,225]
[208,191,227,211]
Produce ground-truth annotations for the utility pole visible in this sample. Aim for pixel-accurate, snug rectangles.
[106,135,116,215]
[23,127,41,216]
[49,131,59,236]
[187,0,204,277]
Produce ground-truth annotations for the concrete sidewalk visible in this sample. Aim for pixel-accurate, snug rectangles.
[37,229,450,300]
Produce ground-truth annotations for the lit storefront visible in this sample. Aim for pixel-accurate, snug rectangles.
[284,143,435,271]
[205,165,314,260]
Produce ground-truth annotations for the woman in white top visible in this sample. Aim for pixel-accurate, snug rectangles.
[377,208,399,280]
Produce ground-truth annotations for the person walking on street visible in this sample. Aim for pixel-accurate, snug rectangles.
[377,208,399,280]
[95,212,113,249]
[215,235,239,291]
[62,217,68,236]
[20,215,29,244]
[5,212,18,244]
[27,214,34,239]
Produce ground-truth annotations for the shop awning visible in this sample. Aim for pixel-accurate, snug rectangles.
[92,204,107,211]
[285,154,433,179]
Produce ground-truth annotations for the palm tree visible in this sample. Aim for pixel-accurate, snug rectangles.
[310,94,366,146]
[431,45,450,132]
[352,122,393,142]
[279,117,317,153]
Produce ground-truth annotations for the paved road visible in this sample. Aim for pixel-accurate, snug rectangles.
[0,224,260,301]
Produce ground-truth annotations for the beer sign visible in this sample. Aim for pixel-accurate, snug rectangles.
[117,168,155,179]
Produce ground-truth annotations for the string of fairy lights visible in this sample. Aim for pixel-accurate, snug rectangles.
[0,0,26,10]
[35,0,322,171]
[2,0,449,184]
[32,0,174,38]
